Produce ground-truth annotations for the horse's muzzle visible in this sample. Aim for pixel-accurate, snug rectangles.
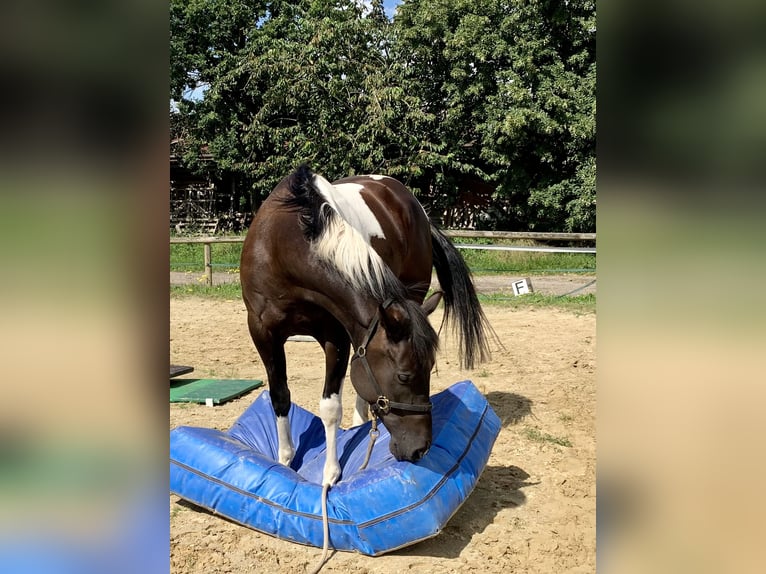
[391,439,431,462]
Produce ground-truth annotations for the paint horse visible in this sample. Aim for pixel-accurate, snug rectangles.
[240,165,492,487]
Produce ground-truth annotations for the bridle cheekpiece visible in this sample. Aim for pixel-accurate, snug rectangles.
[351,298,433,417]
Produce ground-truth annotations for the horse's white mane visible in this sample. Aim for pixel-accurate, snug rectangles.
[311,174,393,299]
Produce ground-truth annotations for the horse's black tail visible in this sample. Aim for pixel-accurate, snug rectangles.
[430,224,495,369]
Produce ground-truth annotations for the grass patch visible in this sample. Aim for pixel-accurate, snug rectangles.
[478,292,595,314]
[170,283,243,299]
[522,427,572,447]
[459,246,595,274]
[170,235,595,275]
[170,240,244,273]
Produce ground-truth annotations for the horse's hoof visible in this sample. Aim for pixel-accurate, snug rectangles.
[323,463,341,487]
[279,449,295,467]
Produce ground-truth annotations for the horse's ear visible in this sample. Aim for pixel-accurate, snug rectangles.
[421,291,443,316]
[379,302,411,342]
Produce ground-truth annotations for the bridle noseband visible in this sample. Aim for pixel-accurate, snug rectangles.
[351,298,433,417]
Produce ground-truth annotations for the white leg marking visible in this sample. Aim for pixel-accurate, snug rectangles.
[319,393,343,486]
[353,394,369,426]
[276,415,295,467]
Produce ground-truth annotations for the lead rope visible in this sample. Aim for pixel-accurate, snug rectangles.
[358,414,380,472]
[309,411,379,574]
[308,483,331,574]
[310,304,391,573]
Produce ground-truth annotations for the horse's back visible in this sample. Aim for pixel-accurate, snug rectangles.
[332,175,433,291]
[332,175,427,232]
[241,169,434,308]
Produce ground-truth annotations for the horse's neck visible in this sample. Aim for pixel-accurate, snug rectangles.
[311,289,379,348]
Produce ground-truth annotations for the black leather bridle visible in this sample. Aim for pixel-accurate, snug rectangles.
[351,299,433,417]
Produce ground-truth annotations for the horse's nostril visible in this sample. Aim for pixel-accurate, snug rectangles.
[413,444,430,461]
[391,441,431,462]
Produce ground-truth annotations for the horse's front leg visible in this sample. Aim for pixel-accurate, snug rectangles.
[318,332,351,487]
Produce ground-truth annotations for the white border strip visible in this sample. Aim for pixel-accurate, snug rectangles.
[454,244,596,254]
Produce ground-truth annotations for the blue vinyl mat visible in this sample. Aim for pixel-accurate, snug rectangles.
[170,380,500,555]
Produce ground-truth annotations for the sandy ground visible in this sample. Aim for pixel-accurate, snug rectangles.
[170,296,596,573]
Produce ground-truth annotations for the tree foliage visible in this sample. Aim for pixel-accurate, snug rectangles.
[170,0,595,231]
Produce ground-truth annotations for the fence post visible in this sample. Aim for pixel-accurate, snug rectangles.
[203,242,212,286]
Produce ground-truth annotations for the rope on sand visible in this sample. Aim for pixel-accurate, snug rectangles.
[309,416,379,573]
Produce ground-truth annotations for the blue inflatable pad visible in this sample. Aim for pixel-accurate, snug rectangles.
[170,380,500,556]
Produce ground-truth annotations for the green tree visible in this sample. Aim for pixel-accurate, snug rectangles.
[170,0,596,230]
[170,0,263,170]
[483,0,596,231]
[393,0,496,198]
[171,0,424,206]
[393,0,596,230]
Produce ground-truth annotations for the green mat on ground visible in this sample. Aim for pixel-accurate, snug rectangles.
[170,378,264,404]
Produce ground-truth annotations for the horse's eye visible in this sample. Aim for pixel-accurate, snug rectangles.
[397,373,411,383]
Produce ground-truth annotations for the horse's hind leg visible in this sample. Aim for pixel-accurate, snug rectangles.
[267,345,295,466]
[248,315,295,466]
[317,326,351,487]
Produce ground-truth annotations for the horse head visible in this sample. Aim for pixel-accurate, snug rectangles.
[350,292,443,462]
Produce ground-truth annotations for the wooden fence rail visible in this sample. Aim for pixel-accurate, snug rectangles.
[170,231,596,286]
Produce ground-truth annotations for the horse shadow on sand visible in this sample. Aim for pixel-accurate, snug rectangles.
[394,390,538,559]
